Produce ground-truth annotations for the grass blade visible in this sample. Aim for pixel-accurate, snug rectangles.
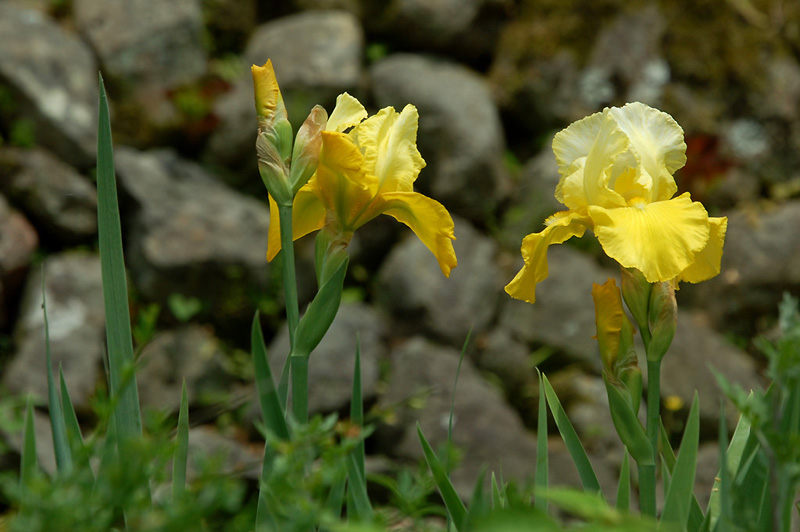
[172,380,190,501]
[59,366,83,448]
[535,369,548,512]
[465,467,488,528]
[662,392,700,528]
[347,338,366,520]
[251,312,289,440]
[542,374,602,496]
[42,275,72,474]
[491,473,504,510]
[346,451,373,521]
[19,398,38,515]
[417,423,467,530]
[96,74,142,442]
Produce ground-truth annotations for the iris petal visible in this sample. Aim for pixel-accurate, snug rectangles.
[589,193,710,282]
[355,105,425,193]
[609,103,685,202]
[677,216,728,283]
[504,212,588,304]
[377,191,457,277]
[326,93,368,133]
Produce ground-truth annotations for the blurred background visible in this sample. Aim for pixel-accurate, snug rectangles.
[1,0,798,505]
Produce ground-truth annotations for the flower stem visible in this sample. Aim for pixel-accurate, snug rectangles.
[641,356,662,518]
[290,354,309,424]
[277,203,299,409]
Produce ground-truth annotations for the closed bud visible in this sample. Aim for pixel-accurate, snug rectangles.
[289,105,328,194]
[647,280,677,362]
[620,267,650,334]
[592,279,642,412]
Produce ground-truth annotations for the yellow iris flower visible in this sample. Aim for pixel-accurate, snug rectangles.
[506,102,727,304]
[266,93,458,277]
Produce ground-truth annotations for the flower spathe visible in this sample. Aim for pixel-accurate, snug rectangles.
[266,93,457,277]
[506,102,727,304]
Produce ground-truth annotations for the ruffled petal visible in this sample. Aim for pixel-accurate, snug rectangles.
[354,104,425,193]
[504,212,588,304]
[265,187,326,262]
[326,92,368,133]
[589,192,710,282]
[677,216,728,283]
[555,111,628,211]
[316,131,377,230]
[609,102,685,202]
[376,191,457,277]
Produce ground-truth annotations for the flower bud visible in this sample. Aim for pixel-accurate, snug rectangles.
[647,280,677,362]
[252,60,294,204]
[289,105,327,194]
[620,267,650,334]
[592,279,642,412]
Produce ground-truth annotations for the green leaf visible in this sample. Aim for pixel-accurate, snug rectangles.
[172,380,190,501]
[616,450,630,512]
[347,340,366,520]
[535,370,548,513]
[491,473,504,510]
[661,420,706,531]
[604,377,653,465]
[662,392,700,528]
[417,423,467,530]
[542,374,602,495]
[465,468,489,529]
[292,253,348,359]
[96,74,142,442]
[20,398,38,489]
[346,452,373,521]
[42,276,73,474]
[59,366,84,450]
[251,312,289,440]
[448,330,471,473]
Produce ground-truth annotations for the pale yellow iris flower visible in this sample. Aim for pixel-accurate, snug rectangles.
[506,102,727,304]
[266,93,457,277]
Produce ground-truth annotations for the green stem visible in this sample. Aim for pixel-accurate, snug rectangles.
[277,203,299,408]
[290,354,309,424]
[641,357,662,518]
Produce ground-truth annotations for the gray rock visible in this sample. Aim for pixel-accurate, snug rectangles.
[0,4,98,167]
[74,0,207,91]
[265,301,385,415]
[681,201,800,337]
[187,425,262,481]
[498,245,611,370]
[2,253,105,411]
[585,5,668,107]
[244,11,363,93]
[365,0,512,62]
[206,10,364,176]
[137,325,234,413]
[114,147,271,321]
[472,328,535,418]
[0,194,38,328]
[378,336,538,497]
[376,217,501,345]
[371,54,508,220]
[0,147,97,243]
[659,310,763,430]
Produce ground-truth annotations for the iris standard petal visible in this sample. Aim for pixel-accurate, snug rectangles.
[377,191,457,277]
[552,109,607,176]
[504,212,588,304]
[356,105,425,193]
[677,216,728,283]
[609,102,685,203]
[266,188,327,262]
[326,92,368,133]
[589,192,710,283]
[555,112,628,211]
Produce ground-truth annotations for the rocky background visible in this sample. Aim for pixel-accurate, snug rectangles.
[1,0,799,507]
